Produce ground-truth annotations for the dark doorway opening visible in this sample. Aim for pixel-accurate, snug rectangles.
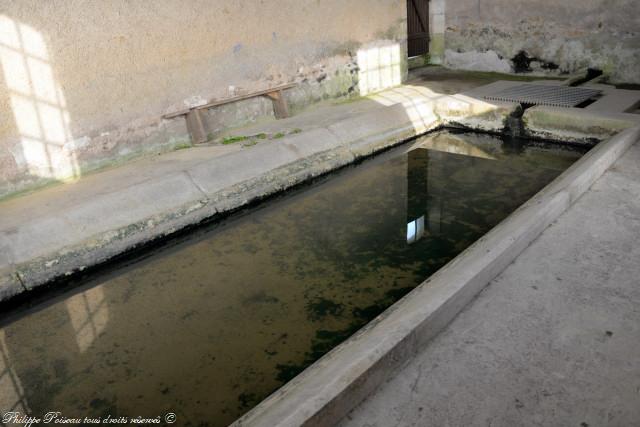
[407,0,429,57]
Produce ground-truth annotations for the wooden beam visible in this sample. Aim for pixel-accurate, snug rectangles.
[163,83,297,119]
[265,90,290,119]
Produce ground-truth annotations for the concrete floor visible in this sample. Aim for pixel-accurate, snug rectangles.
[339,142,640,426]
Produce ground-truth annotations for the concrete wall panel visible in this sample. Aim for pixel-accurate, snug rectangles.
[444,0,640,84]
[0,0,406,198]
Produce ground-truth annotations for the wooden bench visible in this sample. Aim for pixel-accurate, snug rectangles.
[163,83,297,144]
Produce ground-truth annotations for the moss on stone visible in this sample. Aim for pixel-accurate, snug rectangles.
[408,54,430,70]
[329,40,362,56]
[174,142,193,150]
[221,135,249,145]
[429,34,445,64]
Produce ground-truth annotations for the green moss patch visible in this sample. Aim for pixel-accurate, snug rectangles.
[221,135,249,145]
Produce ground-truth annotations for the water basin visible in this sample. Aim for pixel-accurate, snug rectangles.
[0,131,587,426]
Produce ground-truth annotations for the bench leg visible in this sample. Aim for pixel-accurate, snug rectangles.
[185,109,208,144]
[266,90,290,119]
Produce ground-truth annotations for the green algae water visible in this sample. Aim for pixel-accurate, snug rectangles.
[0,132,586,426]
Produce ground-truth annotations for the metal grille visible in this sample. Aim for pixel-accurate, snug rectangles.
[484,84,601,108]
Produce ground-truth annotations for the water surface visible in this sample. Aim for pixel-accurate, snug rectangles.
[0,132,586,426]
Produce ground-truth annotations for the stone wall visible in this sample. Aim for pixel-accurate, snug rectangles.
[444,0,640,83]
[0,1,407,198]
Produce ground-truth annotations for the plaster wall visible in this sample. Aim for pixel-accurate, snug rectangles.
[444,0,640,83]
[0,0,407,198]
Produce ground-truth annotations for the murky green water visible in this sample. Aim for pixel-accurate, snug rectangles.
[0,132,586,426]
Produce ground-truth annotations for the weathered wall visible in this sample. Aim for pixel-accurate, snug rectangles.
[0,0,407,198]
[444,0,640,83]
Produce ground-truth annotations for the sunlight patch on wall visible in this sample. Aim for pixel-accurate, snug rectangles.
[0,15,78,180]
[357,43,402,96]
[66,287,109,354]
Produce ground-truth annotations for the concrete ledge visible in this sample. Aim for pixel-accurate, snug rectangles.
[435,95,518,133]
[326,101,439,157]
[232,126,640,427]
[0,268,22,301]
[524,107,639,144]
[0,99,440,299]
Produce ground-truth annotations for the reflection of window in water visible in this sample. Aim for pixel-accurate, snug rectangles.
[0,331,30,417]
[66,287,109,353]
[406,215,425,244]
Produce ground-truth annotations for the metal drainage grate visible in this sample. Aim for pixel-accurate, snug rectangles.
[484,84,601,108]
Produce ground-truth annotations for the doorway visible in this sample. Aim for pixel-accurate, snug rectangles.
[407,0,430,57]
